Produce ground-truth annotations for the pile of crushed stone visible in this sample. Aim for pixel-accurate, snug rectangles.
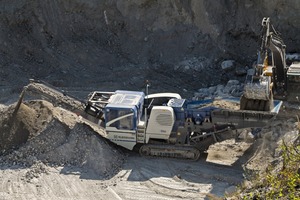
[0,100,124,179]
[243,118,299,174]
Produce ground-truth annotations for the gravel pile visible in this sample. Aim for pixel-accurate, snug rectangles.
[0,100,124,180]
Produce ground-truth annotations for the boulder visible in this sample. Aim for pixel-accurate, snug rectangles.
[215,84,225,96]
[194,88,210,99]
[208,86,217,95]
[235,66,247,76]
[226,80,240,87]
[286,53,300,61]
[221,60,235,71]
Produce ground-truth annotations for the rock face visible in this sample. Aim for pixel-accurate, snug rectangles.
[0,1,300,96]
[221,60,235,72]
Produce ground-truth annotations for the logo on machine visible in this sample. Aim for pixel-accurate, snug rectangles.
[113,135,134,140]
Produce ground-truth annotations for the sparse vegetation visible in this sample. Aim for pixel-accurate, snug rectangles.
[237,137,300,199]
[263,141,300,199]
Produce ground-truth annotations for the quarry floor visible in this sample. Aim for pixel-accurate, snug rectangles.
[0,144,248,200]
[0,88,299,200]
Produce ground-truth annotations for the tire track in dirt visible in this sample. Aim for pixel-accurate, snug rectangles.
[0,167,111,200]
[107,155,245,199]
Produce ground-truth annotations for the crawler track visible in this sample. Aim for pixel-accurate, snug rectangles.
[139,144,201,161]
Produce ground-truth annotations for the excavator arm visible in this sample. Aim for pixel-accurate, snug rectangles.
[241,17,290,110]
[261,17,287,96]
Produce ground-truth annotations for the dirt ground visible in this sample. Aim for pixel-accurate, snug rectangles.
[0,95,299,199]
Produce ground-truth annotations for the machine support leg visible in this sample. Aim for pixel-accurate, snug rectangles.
[212,132,217,143]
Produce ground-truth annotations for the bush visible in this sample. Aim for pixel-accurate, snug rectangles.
[239,140,300,199]
[263,140,300,199]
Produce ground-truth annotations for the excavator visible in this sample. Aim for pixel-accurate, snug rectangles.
[13,79,282,160]
[240,17,300,111]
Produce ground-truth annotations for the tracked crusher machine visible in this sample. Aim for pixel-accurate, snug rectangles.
[13,79,281,160]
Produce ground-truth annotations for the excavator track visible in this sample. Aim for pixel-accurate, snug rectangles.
[139,144,201,161]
